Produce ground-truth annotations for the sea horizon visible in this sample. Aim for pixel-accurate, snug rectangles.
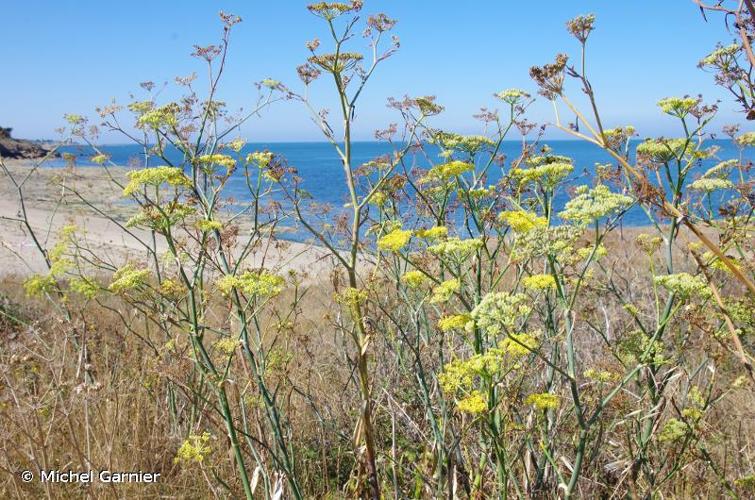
[44,139,742,238]
[60,137,737,147]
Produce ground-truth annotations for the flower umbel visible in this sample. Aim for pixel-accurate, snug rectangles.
[657,96,699,118]
[559,185,633,225]
[499,210,547,233]
[522,274,556,290]
[438,314,472,332]
[401,270,428,289]
[217,271,285,297]
[469,292,531,336]
[654,273,712,300]
[123,167,192,196]
[457,391,488,414]
[525,392,560,410]
[430,279,461,304]
[108,264,150,293]
[377,228,412,252]
[174,432,212,464]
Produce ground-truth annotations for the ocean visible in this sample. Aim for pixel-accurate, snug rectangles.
[52,140,742,241]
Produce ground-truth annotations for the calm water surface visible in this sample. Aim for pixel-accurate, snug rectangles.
[53,140,742,242]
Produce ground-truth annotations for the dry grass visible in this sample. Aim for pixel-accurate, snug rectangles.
[0,226,752,498]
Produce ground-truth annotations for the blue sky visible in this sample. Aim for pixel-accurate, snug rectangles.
[1,1,748,142]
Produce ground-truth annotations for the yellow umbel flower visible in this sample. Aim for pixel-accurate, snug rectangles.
[522,274,556,290]
[735,131,755,147]
[499,210,547,233]
[195,219,223,232]
[457,391,488,414]
[159,278,186,300]
[495,88,530,104]
[699,43,739,67]
[377,228,412,252]
[701,251,740,274]
[415,226,448,240]
[657,96,698,118]
[469,292,531,335]
[602,126,636,148]
[228,138,246,152]
[123,167,192,196]
[127,100,154,115]
[424,160,474,181]
[499,332,539,356]
[216,275,241,295]
[439,352,507,395]
[430,279,460,304]
[432,132,494,155]
[658,419,689,443]
[438,359,475,393]
[217,271,284,297]
[700,159,738,179]
[512,160,573,188]
[525,392,560,410]
[636,138,689,163]
[653,273,712,300]
[576,244,608,260]
[90,153,108,164]
[559,185,633,225]
[583,368,616,383]
[246,151,274,167]
[636,234,663,254]
[369,191,387,207]
[428,237,483,260]
[69,277,99,299]
[174,432,212,464]
[136,103,179,129]
[334,287,369,307]
[438,314,472,332]
[23,274,56,297]
[401,270,428,289]
[196,154,236,170]
[689,178,734,193]
[108,264,150,293]
[214,337,239,355]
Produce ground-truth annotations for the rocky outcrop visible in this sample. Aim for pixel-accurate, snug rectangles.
[0,127,55,159]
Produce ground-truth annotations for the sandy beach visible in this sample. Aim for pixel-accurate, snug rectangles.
[0,159,337,279]
[2,158,725,281]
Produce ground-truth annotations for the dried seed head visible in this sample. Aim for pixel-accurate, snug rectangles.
[566,14,595,43]
[307,1,362,20]
[529,54,568,99]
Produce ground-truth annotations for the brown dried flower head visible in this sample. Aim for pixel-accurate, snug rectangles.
[722,124,740,138]
[529,54,569,99]
[219,11,242,27]
[308,52,364,73]
[175,73,198,87]
[192,44,222,62]
[566,14,595,44]
[297,63,322,85]
[307,1,362,20]
[366,13,397,34]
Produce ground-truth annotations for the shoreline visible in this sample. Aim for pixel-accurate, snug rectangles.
[0,158,717,281]
[0,159,336,279]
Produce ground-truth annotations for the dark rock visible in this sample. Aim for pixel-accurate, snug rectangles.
[0,127,56,159]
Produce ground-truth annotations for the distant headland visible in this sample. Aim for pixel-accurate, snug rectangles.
[0,127,56,159]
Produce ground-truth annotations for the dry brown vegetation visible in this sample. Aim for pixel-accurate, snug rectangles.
[1,228,752,498]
